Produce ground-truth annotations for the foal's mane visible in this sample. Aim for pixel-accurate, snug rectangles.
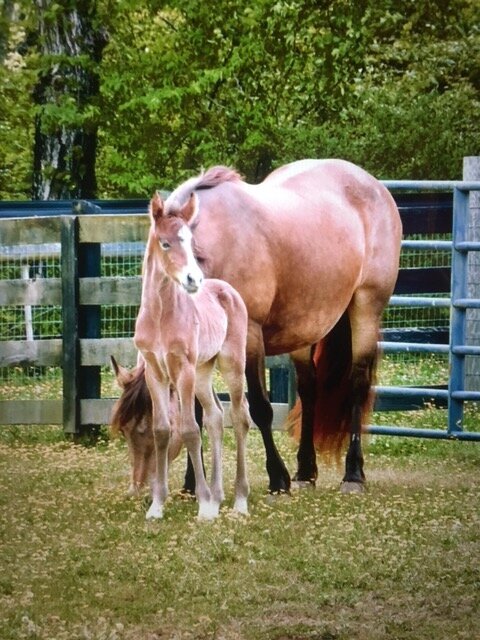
[167,166,243,210]
[111,364,151,434]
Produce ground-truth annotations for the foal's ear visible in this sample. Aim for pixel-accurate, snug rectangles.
[110,355,132,389]
[149,191,165,221]
[179,192,198,225]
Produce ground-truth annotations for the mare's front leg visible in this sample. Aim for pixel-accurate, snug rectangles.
[245,322,290,493]
[181,398,205,495]
[144,363,171,519]
[290,347,318,486]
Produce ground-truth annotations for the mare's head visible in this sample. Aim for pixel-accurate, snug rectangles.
[149,191,204,294]
[110,356,183,496]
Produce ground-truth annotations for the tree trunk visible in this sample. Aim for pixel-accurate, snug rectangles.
[32,0,107,200]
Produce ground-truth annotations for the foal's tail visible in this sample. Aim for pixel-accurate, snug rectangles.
[287,312,376,460]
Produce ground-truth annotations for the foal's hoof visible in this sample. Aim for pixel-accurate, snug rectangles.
[126,484,141,498]
[340,481,365,495]
[233,497,249,515]
[197,500,219,521]
[146,502,164,519]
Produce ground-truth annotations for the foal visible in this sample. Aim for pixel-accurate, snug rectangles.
[134,192,251,520]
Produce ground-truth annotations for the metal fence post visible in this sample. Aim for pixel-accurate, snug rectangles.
[463,157,480,391]
[448,187,469,434]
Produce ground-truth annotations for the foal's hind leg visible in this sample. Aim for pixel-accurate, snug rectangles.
[195,362,225,514]
[218,353,251,515]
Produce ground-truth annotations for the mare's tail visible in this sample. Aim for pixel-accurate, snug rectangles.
[287,312,376,461]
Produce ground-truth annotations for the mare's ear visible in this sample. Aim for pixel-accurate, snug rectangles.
[149,191,165,222]
[110,355,132,389]
[179,192,198,225]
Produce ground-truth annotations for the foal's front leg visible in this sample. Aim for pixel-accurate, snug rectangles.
[144,367,171,519]
[173,361,217,520]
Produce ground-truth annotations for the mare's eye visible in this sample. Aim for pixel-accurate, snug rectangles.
[160,240,171,251]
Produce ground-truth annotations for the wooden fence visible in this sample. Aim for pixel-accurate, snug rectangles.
[1,188,478,440]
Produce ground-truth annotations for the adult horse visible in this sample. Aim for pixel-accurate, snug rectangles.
[122,159,402,493]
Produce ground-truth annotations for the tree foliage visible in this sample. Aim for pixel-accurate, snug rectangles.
[0,0,479,199]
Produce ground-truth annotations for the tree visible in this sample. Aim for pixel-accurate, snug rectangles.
[96,0,479,195]
[0,0,35,199]
[0,0,479,199]
[32,0,107,199]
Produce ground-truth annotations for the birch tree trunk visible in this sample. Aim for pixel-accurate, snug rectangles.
[32,0,107,200]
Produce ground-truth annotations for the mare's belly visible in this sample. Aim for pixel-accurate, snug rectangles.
[262,300,348,355]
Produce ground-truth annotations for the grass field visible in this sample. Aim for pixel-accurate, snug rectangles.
[0,423,478,640]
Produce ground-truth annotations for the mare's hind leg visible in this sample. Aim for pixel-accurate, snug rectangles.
[342,294,381,493]
[245,322,291,493]
[290,346,318,486]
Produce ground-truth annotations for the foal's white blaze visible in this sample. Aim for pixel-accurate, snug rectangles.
[178,225,204,293]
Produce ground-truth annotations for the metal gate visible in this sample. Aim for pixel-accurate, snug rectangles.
[370,181,480,441]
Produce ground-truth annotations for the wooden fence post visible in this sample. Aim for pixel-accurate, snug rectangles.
[75,201,102,436]
[463,156,480,392]
[61,215,80,435]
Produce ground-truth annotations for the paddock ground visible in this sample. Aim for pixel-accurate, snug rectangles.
[0,424,478,640]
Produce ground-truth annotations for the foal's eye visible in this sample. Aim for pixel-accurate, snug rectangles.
[160,240,171,251]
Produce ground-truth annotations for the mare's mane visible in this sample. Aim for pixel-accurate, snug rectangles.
[111,364,151,434]
[167,166,243,211]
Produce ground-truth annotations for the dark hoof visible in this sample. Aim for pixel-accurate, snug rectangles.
[265,490,290,504]
[293,470,317,488]
[340,481,365,494]
[268,477,291,494]
[291,479,316,490]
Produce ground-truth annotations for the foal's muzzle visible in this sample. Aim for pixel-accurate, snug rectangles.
[183,273,203,294]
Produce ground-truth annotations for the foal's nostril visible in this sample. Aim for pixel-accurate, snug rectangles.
[187,274,196,286]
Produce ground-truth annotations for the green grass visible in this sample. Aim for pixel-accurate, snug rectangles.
[0,426,478,640]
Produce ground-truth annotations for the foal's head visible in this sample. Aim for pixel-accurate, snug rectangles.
[110,356,183,496]
[149,191,204,294]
